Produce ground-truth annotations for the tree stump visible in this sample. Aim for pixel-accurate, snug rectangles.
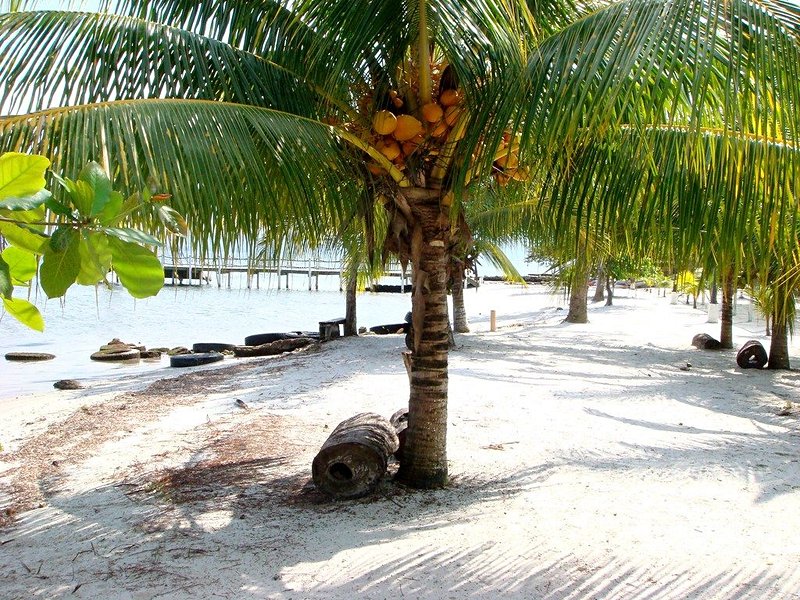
[691,333,722,350]
[390,408,409,462]
[312,413,399,499]
[737,340,768,369]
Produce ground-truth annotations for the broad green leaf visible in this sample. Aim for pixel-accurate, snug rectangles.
[2,296,44,332]
[97,191,124,226]
[0,257,11,298]
[79,161,113,216]
[157,205,189,236]
[0,189,52,210]
[0,153,49,201]
[2,245,37,284]
[76,233,112,285]
[68,180,95,217]
[40,228,80,298]
[108,237,164,298]
[103,227,163,247]
[45,197,76,217]
[49,225,75,252]
[0,207,47,253]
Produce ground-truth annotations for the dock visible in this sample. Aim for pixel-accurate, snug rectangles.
[162,256,408,291]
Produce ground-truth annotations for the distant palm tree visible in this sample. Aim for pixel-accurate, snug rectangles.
[2,0,799,486]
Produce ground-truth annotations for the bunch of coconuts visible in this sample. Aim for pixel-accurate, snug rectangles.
[355,63,467,176]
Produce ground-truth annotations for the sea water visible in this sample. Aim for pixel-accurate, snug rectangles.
[0,272,414,400]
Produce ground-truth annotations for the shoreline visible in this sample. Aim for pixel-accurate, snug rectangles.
[2,284,799,598]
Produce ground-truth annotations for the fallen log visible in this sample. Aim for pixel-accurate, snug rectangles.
[390,408,409,462]
[737,340,768,369]
[312,413,399,499]
[691,333,722,350]
[233,337,315,357]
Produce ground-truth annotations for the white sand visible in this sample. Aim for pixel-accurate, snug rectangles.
[1,283,799,599]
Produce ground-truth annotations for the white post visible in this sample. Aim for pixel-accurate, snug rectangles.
[490,310,497,332]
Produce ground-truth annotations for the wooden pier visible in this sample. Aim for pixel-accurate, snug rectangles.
[162,257,408,291]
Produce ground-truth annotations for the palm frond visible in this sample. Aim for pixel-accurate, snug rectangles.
[0,10,350,118]
[1,99,364,256]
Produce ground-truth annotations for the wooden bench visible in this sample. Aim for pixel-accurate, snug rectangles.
[319,318,346,342]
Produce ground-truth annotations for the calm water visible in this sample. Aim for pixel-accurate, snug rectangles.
[0,272,415,400]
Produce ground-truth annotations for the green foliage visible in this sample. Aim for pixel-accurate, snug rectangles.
[606,256,668,287]
[0,152,184,330]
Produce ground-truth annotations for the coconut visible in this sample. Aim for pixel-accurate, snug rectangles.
[495,151,519,170]
[393,115,424,141]
[511,167,530,181]
[377,139,401,161]
[372,110,397,136]
[367,162,384,175]
[421,102,444,123]
[440,88,461,107]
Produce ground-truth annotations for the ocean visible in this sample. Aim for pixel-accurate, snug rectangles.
[0,271,415,400]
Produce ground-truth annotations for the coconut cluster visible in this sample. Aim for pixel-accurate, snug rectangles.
[492,132,529,186]
[358,63,467,176]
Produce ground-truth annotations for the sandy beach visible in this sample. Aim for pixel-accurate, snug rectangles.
[1,283,799,599]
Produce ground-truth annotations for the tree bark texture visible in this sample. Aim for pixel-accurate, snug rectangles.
[451,259,469,333]
[395,196,450,488]
[719,270,735,349]
[605,276,614,306]
[564,260,590,323]
[390,407,409,462]
[593,264,605,303]
[312,412,398,499]
[767,296,794,369]
[344,275,358,336]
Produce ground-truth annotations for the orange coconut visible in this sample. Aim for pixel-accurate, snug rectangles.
[372,110,397,136]
[439,88,461,107]
[392,115,424,141]
[495,152,519,170]
[421,102,444,123]
[367,163,385,176]
[377,139,401,161]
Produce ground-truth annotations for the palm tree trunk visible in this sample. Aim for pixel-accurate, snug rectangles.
[768,312,790,369]
[605,276,614,306]
[593,264,605,303]
[564,261,590,323]
[719,270,735,349]
[344,275,358,336]
[396,198,449,488]
[451,259,469,333]
[768,282,791,369]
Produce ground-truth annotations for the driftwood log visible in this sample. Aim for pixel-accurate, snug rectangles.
[390,408,409,462]
[737,340,768,369]
[312,413,399,499]
[691,333,722,350]
[232,337,314,357]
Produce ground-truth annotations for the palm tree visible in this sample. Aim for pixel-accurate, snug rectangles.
[2,0,799,487]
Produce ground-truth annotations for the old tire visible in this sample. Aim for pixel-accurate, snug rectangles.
[244,332,297,346]
[5,351,55,362]
[170,352,224,368]
[736,340,768,369]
